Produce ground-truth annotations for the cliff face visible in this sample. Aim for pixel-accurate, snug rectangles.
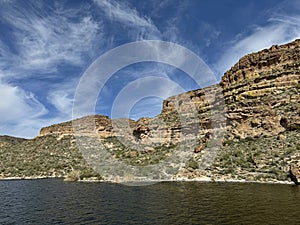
[221,40,300,138]
[1,39,299,182]
[40,115,113,138]
[39,40,300,141]
[160,39,300,140]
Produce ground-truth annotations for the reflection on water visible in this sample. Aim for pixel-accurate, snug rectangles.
[0,179,299,224]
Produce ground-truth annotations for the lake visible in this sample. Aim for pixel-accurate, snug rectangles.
[0,179,299,224]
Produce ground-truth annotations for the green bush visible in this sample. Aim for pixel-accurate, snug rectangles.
[64,170,81,182]
[186,159,199,170]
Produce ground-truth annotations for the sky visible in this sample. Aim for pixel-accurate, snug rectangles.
[1,0,300,138]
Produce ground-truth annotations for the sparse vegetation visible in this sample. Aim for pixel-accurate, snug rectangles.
[186,159,199,170]
[1,40,299,184]
[0,134,103,180]
[207,130,300,181]
[102,136,177,166]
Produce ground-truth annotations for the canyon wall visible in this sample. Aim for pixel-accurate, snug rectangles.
[30,39,300,182]
[40,39,299,145]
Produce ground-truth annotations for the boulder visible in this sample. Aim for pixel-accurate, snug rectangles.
[289,164,300,185]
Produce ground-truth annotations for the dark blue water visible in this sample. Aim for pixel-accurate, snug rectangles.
[0,179,299,224]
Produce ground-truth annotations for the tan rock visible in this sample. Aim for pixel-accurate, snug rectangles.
[290,164,300,185]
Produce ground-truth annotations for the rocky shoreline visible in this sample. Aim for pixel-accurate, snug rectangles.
[0,175,296,185]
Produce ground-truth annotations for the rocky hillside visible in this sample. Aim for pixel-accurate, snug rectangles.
[1,39,299,182]
[0,135,27,147]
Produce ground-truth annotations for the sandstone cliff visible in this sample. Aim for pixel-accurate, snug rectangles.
[221,40,300,138]
[39,40,300,142]
[1,39,299,182]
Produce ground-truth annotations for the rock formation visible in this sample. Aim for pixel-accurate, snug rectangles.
[290,164,300,185]
[0,39,299,182]
[221,40,300,138]
[40,40,300,142]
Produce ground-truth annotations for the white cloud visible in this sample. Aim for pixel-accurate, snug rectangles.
[0,1,103,138]
[94,0,156,29]
[215,15,300,77]
[48,91,73,117]
[9,0,300,138]
[47,77,80,118]
[94,0,161,40]
[0,79,48,138]
[129,97,164,120]
[0,82,47,121]
[110,76,184,119]
[19,16,100,70]
[0,77,81,138]
[0,3,102,75]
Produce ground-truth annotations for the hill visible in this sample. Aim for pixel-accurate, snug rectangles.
[1,39,299,183]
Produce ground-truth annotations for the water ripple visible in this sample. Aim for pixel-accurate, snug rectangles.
[0,179,299,224]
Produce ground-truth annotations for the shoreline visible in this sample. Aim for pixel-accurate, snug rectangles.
[0,176,62,181]
[0,176,295,185]
[174,177,295,185]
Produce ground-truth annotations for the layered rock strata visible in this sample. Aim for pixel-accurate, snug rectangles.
[40,40,300,144]
[1,39,299,182]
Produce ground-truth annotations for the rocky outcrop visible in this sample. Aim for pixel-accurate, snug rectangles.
[161,39,300,141]
[40,121,73,136]
[221,40,300,88]
[117,40,299,144]
[220,40,300,139]
[290,164,300,185]
[39,37,300,145]
[40,115,113,138]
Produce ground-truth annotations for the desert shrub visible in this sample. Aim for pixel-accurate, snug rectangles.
[186,159,199,170]
[64,170,81,182]
[80,169,103,180]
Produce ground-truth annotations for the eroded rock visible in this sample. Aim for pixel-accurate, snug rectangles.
[290,164,300,185]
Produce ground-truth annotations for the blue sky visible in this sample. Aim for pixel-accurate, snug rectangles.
[1,0,300,138]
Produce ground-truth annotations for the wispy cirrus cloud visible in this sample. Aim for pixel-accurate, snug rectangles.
[47,77,80,119]
[0,77,48,138]
[0,2,102,75]
[0,1,102,137]
[215,10,300,77]
[0,81,47,121]
[94,0,160,38]
[91,0,193,120]
[3,0,299,139]
[110,76,184,119]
